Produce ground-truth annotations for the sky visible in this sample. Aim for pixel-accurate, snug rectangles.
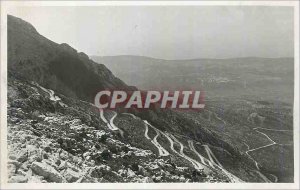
[7,6,294,59]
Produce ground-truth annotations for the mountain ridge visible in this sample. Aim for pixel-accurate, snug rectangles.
[8,15,132,102]
[91,55,294,62]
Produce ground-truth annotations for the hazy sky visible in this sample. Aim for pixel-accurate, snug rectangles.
[8,6,294,59]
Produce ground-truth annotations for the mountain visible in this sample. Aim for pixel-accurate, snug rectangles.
[6,15,293,183]
[92,55,294,104]
[8,15,132,102]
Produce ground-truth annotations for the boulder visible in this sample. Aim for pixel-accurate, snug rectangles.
[44,146,51,153]
[8,160,21,167]
[27,175,43,183]
[9,155,17,160]
[62,168,81,182]
[179,175,186,182]
[155,176,162,181]
[8,164,17,176]
[141,176,153,183]
[83,152,91,158]
[8,175,28,183]
[127,168,136,178]
[31,162,66,183]
[16,150,28,162]
[89,165,111,178]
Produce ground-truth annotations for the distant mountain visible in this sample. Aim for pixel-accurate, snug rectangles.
[92,55,294,104]
[8,15,132,102]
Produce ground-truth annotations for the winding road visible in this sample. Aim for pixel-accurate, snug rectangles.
[100,111,247,182]
[202,144,243,183]
[122,113,138,119]
[109,111,120,131]
[244,126,292,182]
[143,120,205,170]
[100,110,125,138]
[34,83,67,107]
[143,122,169,157]
[99,109,114,130]
[246,127,292,154]
[270,174,278,183]
[125,113,245,181]
[169,134,204,170]
[253,127,292,132]
[188,140,209,166]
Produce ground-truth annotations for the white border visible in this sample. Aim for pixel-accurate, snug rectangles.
[0,1,299,189]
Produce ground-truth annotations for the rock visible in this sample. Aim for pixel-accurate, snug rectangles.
[8,160,21,167]
[55,159,61,166]
[31,162,66,183]
[59,151,68,160]
[52,143,60,148]
[89,165,111,178]
[25,134,34,141]
[35,156,43,162]
[8,164,17,176]
[127,168,136,178]
[44,146,51,153]
[147,163,159,170]
[131,163,139,171]
[38,114,46,119]
[155,176,162,181]
[142,177,153,183]
[27,155,36,163]
[9,155,17,160]
[171,175,179,180]
[43,153,49,159]
[62,168,81,182]
[85,156,91,161]
[25,169,33,179]
[83,152,91,158]
[100,149,111,160]
[72,156,82,165]
[179,175,186,182]
[17,170,27,176]
[76,175,99,183]
[43,159,59,170]
[26,144,39,153]
[27,175,43,183]
[138,165,149,176]
[8,175,28,183]
[90,160,96,167]
[118,169,127,177]
[58,161,68,170]
[16,150,28,162]
[127,151,133,156]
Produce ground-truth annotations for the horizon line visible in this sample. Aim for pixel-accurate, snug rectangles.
[90,54,294,62]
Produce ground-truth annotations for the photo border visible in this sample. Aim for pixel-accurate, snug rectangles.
[0,1,299,189]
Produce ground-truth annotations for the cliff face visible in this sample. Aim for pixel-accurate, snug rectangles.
[8,15,129,101]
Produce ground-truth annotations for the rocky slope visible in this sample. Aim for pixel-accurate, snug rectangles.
[7,78,229,183]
